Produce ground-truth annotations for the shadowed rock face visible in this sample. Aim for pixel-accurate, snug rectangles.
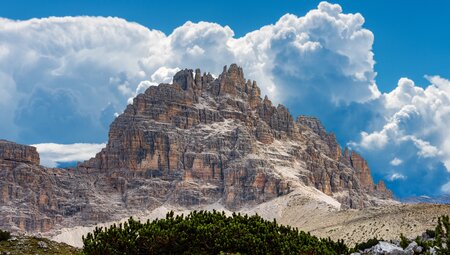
[0,64,392,233]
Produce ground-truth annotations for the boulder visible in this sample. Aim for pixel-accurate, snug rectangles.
[365,241,405,255]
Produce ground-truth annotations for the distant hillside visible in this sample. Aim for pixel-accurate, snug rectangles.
[402,195,450,204]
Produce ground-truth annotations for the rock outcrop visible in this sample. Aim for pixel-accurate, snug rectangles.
[81,64,391,208]
[0,140,39,165]
[0,64,393,234]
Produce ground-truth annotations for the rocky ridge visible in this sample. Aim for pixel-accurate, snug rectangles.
[0,64,393,235]
[81,64,391,208]
[0,140,39,165]
[402,195,450,204]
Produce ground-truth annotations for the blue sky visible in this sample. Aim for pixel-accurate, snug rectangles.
[1,0,450,198]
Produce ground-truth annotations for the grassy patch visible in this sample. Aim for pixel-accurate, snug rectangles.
[0,235,80,255]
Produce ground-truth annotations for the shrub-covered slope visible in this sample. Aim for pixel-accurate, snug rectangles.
[82,210,348,255]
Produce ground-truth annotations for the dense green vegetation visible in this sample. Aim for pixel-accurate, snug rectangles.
[351,237,381,252]
[413,215,450,254]
[0,229,11,241]
[82,210,348,255]
[399,233,409,249]
[81,211,450,255]
[435,215,450,254]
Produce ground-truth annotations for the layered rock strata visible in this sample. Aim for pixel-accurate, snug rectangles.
[0,64,393,233]
[81,63,391,208]
[0,140,39,165]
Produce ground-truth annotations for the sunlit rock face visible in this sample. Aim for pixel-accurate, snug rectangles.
[0,140,40,165]
[82,63,392,208]
[0,64,392,233]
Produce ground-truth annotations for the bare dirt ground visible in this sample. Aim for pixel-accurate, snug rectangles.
[281,203,450,245]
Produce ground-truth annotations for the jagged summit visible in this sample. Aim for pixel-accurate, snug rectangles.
[0,64,393,237]
[81,63,392,208]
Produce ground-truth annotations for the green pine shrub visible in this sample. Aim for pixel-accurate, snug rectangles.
[82,210,348,255]
[425,229,436,238]
[351,237,380,252]
[0,229,11,241]
[399,233,409,249]
[435,215,450,254]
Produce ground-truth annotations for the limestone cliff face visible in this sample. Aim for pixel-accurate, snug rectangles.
[82,64,391,209]
[0,141,176,233]
[0,140,39,165]
[0,64,393,234]
[296,117,392,207]
[81,64,292,208]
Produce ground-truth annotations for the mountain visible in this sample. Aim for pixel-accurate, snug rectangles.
[0,64,394,238]
[402,195,450,204]
[81,64,392,208]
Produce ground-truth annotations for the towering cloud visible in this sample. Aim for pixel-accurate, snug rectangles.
[0,2,449,197]
[351,76,450,197]
[0,2,377,143]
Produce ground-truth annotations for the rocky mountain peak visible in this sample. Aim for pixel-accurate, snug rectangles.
[82,63,392,209]
[0,64,395,235]
[296,116,327,138]
[340,148,392,198]
[173,68,195,91]
[222,63,245,84]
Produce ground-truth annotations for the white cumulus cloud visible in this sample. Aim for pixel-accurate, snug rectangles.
[354,76,450,170]
[388,173,407,181]
[349,75,450,197]
[390,158,403,166]
[442,181,450,194]
[0,16,167,144]
[32,143,106,168]
[0,2,379,145]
